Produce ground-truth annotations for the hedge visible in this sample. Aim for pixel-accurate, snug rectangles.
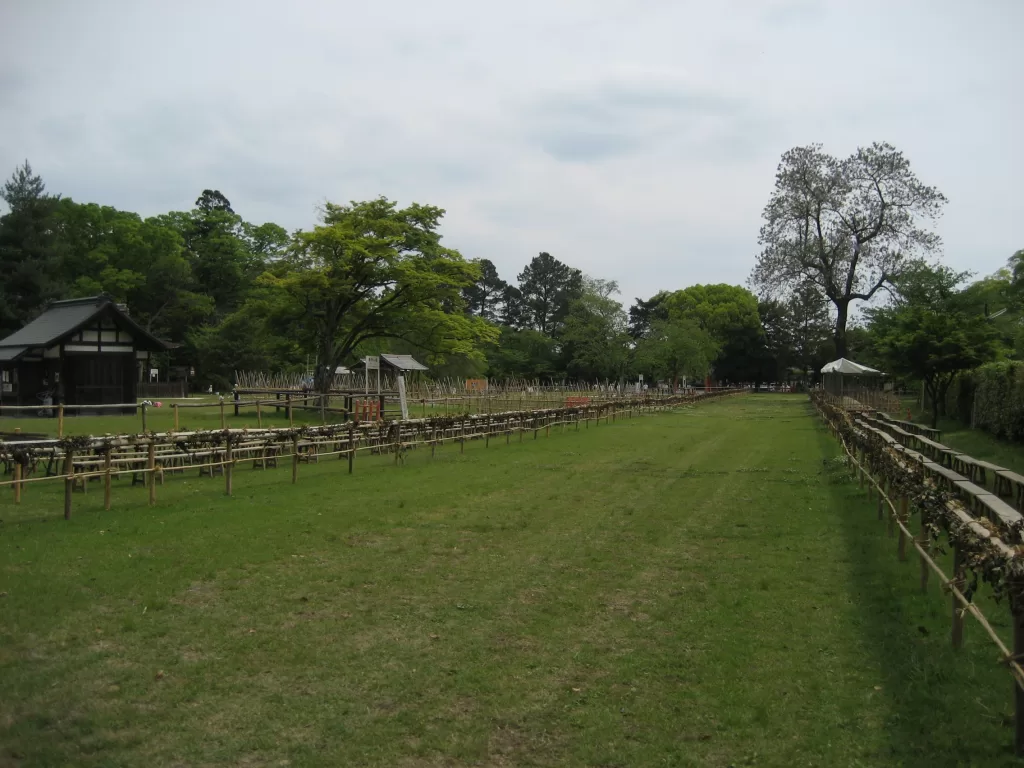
[961,362,1024,442]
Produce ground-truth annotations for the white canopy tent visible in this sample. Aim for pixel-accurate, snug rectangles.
[820,358,882,376]
[820,357,885,400]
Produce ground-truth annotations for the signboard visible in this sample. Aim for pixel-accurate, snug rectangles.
[397,374,409,420]
[364,355,380,370]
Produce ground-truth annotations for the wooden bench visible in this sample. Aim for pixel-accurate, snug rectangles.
[975,494,1024,536]
[995,470,1024,510]
[924,464,968,490]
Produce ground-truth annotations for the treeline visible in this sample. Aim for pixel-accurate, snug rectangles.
[0,161,839,391]
[843,258,1024,427]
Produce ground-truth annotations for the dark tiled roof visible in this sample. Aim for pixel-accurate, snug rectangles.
[0,296,166,351]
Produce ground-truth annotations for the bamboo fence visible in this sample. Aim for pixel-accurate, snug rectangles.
[813,391,1024,755]
[0,390,740,519]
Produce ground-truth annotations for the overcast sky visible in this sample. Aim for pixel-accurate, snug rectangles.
[1,0,1021,306]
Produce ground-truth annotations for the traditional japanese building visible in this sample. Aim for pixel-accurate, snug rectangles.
[0,295,167,413]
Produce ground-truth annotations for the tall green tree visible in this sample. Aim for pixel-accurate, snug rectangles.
[560,278,630,381]
[752,142,946,358]
[462,258,508,321]
[517,252,583,336]
[0,161,63,333]
[634,318,718,390]
[870,263,1001,426]
[254,197,498,392]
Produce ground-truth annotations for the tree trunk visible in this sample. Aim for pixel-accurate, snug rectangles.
[833,301,849,359]
[925,376,940,429]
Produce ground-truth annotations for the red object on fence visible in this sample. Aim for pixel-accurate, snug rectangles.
[354,399,380,421]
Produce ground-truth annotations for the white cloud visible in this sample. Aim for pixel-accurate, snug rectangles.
[1,0,1021,305]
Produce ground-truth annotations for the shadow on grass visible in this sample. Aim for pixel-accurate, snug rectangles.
[814,423,1022,768]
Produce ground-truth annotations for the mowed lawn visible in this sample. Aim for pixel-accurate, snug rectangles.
[0,396,1018,767]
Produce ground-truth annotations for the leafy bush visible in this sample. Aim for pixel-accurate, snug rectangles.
[971,362,1024,441]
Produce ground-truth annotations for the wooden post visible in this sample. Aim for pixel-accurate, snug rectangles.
[256,401,262,428]
[58,404,64,438]
[1014,605,1024,756]
[952,544,965,649]
[897,496,908,561]
[13,462,21,504]
[919,509,930,593]
[63,448,74,520]
[147,443,157,506]
[234,391,240,417]
[348,424,355,475]
[224,439,233,496]
[292,435,299,484]
[141,402,148,432]
[103,447,112,511]
[173,403,180,431]
[287,395,293,426]
[219,398,226,429]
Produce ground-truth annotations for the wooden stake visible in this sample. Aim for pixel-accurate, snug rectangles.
[348,424,355,475]
[63,449,74,520]
[224,439,233,496]
[13,461,21,504]
[173,403,180,431]
[919,510,930,593]
[952,544,965,649]
[292,436,299,484]
[219,399,226,429]
[141,402,148,432]
[147,443,157,506]
[58,404,64,437]
[287,395,293,426]
[1014,605,1024,756]
[103,447,112,511]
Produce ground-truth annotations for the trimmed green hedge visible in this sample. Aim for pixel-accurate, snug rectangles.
[960,362,1024,441]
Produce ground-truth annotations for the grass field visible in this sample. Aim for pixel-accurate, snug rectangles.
[1,395,1019,766]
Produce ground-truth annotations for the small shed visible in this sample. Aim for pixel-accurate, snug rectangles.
[0,295,167,413]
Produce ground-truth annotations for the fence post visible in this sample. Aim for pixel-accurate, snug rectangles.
[63,448,74,520]
[919,509,930,593]
[1014,602,1024,756]
[173,403,180,431]
[147,443,157,506]
[58,404,64,438]
[292,435,299,484]
[224,438,233,497]
[287,395,293,426]
[952,544,965,649]
[348,424,355,475]
[219,398,226,429]
[104,446,112,511]
[234,391,240,417]
[141,402,148,433]
[897,496,908,561]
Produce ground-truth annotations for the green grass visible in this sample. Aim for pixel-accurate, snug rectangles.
[1,395,1019,766]
[900,396,1024,475]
